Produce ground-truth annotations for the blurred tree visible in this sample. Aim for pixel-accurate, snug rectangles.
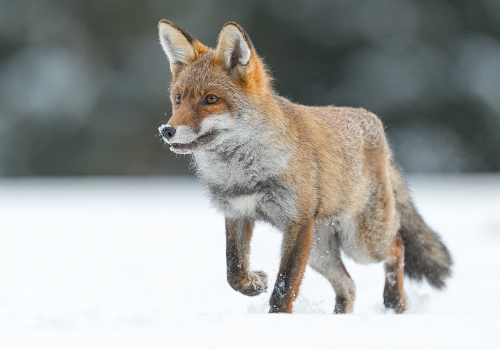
[0,0,499,176]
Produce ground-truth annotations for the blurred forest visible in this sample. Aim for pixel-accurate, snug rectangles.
[1,0,500,176]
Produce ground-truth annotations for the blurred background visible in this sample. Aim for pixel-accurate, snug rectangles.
[1,0,499,177]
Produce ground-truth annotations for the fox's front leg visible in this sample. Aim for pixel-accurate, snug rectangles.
[225,218,268,296]
[270,218,314,313]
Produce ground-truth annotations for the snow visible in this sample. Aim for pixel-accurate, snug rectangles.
[0,175,499,349]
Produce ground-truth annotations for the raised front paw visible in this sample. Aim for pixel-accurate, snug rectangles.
[227,270,268,296]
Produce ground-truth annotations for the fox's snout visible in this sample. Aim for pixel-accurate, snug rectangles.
[159,124,176,140]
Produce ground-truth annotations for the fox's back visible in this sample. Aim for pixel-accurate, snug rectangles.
[275,98,391,218]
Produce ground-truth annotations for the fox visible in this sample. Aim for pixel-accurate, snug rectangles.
[157,20,452,314]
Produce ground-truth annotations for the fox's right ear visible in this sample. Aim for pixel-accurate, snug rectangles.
[158,20,206,78]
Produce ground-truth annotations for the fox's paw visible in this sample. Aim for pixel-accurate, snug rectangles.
[384,293,408,314]
[228,270,268,296]
[334,296,354,314]
[242,271,268,296]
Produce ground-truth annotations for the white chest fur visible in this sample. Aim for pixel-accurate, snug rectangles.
[228,193,264,216]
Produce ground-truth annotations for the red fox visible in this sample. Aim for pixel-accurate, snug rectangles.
[157,20,452,314]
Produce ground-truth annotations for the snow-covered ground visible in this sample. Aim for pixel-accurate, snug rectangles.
[0,175,499,349]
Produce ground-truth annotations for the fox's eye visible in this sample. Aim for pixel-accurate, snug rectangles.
[205,94,219,104]
[175,94,181,104]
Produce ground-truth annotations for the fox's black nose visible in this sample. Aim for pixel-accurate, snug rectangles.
[160,125,176,140]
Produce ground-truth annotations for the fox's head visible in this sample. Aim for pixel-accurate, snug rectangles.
[157,21,274,154]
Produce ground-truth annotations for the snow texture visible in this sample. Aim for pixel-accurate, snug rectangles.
[0,175,499,349]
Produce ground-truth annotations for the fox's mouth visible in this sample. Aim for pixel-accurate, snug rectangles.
[170,131,216,153]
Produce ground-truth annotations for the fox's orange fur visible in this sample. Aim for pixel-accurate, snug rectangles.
[158,20,452,314]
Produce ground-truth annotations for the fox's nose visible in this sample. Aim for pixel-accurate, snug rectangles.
[160,125,176,140]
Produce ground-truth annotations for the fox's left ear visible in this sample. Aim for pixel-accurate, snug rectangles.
[158,20,207,78]
[215,22,255,74]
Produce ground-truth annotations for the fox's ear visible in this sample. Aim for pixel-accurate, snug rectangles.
[215,22,254,72]
[158,20,206,78]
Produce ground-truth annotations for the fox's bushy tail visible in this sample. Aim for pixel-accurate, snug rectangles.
[390,163,452,289]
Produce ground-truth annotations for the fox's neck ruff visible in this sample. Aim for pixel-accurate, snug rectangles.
[193,111,290,191]
[191,109,296,227]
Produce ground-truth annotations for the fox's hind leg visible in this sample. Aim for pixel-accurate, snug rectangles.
[383,235,407,313]
[308,221,356,314]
